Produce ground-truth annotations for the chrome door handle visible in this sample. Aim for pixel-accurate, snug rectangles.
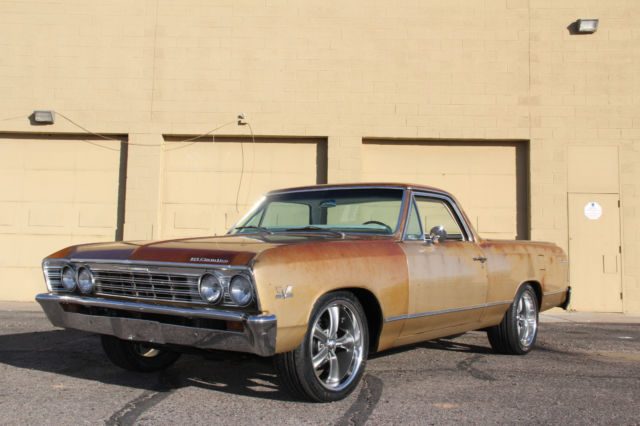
[473,257,487,263]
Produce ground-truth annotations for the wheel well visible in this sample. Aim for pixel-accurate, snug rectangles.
[523,281,542,310]
[341,288,383,354]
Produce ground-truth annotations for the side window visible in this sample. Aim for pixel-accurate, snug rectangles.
[261,201,310,227]
[405,201,423,240]
[414,196,464,241]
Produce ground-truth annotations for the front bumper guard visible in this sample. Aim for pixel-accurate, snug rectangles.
[36,293,277,357]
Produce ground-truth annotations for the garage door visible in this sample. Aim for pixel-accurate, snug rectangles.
[0,134,124,300]
[362,140,528,240]
[162,136,326,238]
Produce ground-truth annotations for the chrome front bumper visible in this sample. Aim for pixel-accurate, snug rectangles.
[36,293,277,357]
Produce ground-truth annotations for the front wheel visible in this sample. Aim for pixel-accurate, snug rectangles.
[101,335,181,372]
[487,284,538,355]
[274,291,369,402]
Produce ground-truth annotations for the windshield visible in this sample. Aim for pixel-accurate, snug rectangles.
[230,188,405,235]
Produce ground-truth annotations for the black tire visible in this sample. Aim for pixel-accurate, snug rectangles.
[487,284,539,355]
[100,335,181,372]
[274,291,369,402]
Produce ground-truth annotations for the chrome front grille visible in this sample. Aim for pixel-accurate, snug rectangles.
[44,265,64,291]
[92,268,201,303]
[42,260,256,308]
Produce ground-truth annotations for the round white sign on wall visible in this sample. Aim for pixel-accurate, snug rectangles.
[584,202,602,220]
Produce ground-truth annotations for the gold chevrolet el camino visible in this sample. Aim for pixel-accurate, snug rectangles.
[37,183,570,402]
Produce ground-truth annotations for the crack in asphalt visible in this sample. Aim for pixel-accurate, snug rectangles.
[105,372,182,426]
[456,355,495,381]
[105,390,169,426]
[336,374,383,426]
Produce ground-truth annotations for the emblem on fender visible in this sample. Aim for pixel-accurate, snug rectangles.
[189,257,229,264]
[276,286,294,299]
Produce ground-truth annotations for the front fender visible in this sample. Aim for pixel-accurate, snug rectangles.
[252,240,408,353]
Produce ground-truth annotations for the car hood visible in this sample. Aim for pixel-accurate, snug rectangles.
[55,233,379,267]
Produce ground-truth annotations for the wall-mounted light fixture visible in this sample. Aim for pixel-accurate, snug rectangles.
[32,110,55,124]
[577,19,599,33]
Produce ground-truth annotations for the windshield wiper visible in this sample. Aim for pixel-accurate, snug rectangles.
[233,226,273,234]
[284,226,345,238]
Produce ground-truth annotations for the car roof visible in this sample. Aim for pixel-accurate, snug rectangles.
[266,182,452,196]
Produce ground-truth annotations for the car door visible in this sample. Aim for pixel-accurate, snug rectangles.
[398,192,489,338]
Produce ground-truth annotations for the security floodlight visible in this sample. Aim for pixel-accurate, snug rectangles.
[577,19,599,33]
[32,110,55,124]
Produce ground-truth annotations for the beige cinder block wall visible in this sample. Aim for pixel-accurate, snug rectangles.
[0,0,638,312]
[528,1,640,313]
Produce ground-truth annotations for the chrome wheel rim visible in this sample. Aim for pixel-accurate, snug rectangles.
[132,343,161,358]
[516,291,537,348]
[310,301,364,391]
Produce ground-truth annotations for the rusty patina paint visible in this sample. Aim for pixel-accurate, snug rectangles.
[252,239,409,353]
[41,183,570,355]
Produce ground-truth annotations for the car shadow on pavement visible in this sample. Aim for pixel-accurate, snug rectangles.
[369,334,493,360]
[419,337,494,354]
[0,328,297,402]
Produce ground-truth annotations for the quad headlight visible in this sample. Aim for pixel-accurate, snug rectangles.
[77,267,94,294]
[198,272,254,307]
[60,266,77,291]
[199,273,223,304]
[229,275,253,306]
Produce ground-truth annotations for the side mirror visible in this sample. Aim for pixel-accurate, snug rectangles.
[426,225,447,244]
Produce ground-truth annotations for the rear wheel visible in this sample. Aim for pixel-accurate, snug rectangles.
[101,335,181,372]
[275,291,369,402]
[487,284,538,355]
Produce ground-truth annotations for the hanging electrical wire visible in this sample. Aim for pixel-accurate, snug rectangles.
[234,115,256,213]
[0,114,27,122]
[245,121,257,209]
[56,109,256,214]
[5,109,258,215]
[163,120,236,152]
[2,111,239,150]
[49,111,238,151]
[56,112,123,142]
[79,138,121,151]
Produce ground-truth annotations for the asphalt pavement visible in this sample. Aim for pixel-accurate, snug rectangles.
[0,302,638,425]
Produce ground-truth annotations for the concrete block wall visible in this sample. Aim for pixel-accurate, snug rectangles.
[528,0,640,312]
[0,0,638,311]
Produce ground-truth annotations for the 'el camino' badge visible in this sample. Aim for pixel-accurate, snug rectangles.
[190,257,229,264]
[276,286,294,299]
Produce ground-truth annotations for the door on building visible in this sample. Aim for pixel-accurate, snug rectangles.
[362,140,529,240]
[567,193,622,312]
[162,136,327,238]
[0,134,124,301]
